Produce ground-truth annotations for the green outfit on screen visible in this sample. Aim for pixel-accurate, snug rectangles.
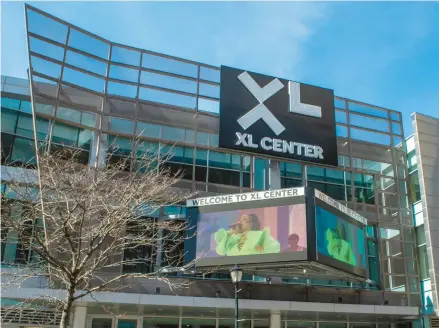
[215,228,280,256]
[325,227,356,266]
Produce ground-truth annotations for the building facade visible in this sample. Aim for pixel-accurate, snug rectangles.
[406,113,439,327]
[0,4,426,328]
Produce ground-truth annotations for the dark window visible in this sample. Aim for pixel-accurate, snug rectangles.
[122,217,157,274]
[195,166,207,182]
[163,162,193,180]
[281,177,302,188]
[243,172,251,188]
[208,168,240,186]
[1,133,15,164]
[15,220,33,264]
[161,221,185,268]
[308,181,350,202]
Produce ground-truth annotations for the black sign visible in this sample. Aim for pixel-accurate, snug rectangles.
[219,66,338,166]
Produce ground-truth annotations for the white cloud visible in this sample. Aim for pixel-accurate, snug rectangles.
[207,2,331,79]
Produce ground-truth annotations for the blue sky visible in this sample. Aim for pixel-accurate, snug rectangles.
[1,1,438,135]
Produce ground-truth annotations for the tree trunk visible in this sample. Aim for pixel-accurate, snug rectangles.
[60,288,75,328]
[60,307,71,328]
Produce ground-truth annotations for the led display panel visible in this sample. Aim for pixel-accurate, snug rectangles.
[187,188,307,267]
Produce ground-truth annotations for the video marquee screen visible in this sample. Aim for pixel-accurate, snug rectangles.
[314,190,368,278]
[196,204,307,259]
[189,188,307,267]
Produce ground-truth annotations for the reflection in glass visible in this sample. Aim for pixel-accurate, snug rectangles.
[137,122,161,138]
[335,110,347,124]
[350,128,390,146]
[111,46,141,66]
[68,28,110,59]
[139,87,196,109]
[31,56,62,79]
[142,53,198,78]
[349,113,389,132]
[198,98,219,114]
[348,102,388,119]
[336,125,347,138]
[141,71,197,94]
[63,68,106,93]
[66,50,108,76]
[107,81,138,99]
[199,83,220,99]
[200,66,220,82]
[29,36,64,61]
[110,65,139,83]
[27,8,68,44]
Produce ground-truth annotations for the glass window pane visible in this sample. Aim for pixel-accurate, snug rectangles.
[139,87,196,109]
[391,122,402,135]
[200,66,220,83]
[57,106,96,128]
[109,65,139,83]
[348,102,388,119]
[140,71,197,94]
[181,318,216,328]
[334,98,346,109]
[118,319,137,328]
[350,128,390,146]
[52,123,78,146]
[210,133,219,147]
[16,113,34,138]
[31,56,62,79]
[162,125,185,142]
[111,46,141,66]
[1,108,18,134]
[335,110,347,124]
[20,101,32,114]
[137,121,161,138]
[416,225,426,245]
[393,136,403,147]
[199,83,220,98]
[27,9,68,44]
[92,318,112,328]
[63,67,105,93]
[59,84,104,111]
[68,28,109,59]
[198,98,219,114]
[29,36,64,61]
[336,125,347,138]
[107,81,138,98]
[32,73,58,99]
[143,317,178,328]
[65,50,107,76]
[11,137,36,165]
[1,98,21,110]
[350,113,389,132]
[390,112,401,121]
[107,116,134,134]
[196,131,209,146]
[142,53,198,78]
[419,245,429,280]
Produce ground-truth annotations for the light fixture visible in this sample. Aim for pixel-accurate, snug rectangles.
[230,265,243,284]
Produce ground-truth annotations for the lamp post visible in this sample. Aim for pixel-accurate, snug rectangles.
[230,265,243,328]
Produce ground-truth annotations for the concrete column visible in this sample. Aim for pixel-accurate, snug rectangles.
[72,305,87,328]
[268,160,281,190]
[270,310,281,328]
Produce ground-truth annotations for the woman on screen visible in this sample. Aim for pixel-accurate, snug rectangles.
[214,213,281,256]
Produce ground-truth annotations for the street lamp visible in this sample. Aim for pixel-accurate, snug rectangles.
[230,265,243,328]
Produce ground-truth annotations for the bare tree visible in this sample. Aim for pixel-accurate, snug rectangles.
[1,140,198,327]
